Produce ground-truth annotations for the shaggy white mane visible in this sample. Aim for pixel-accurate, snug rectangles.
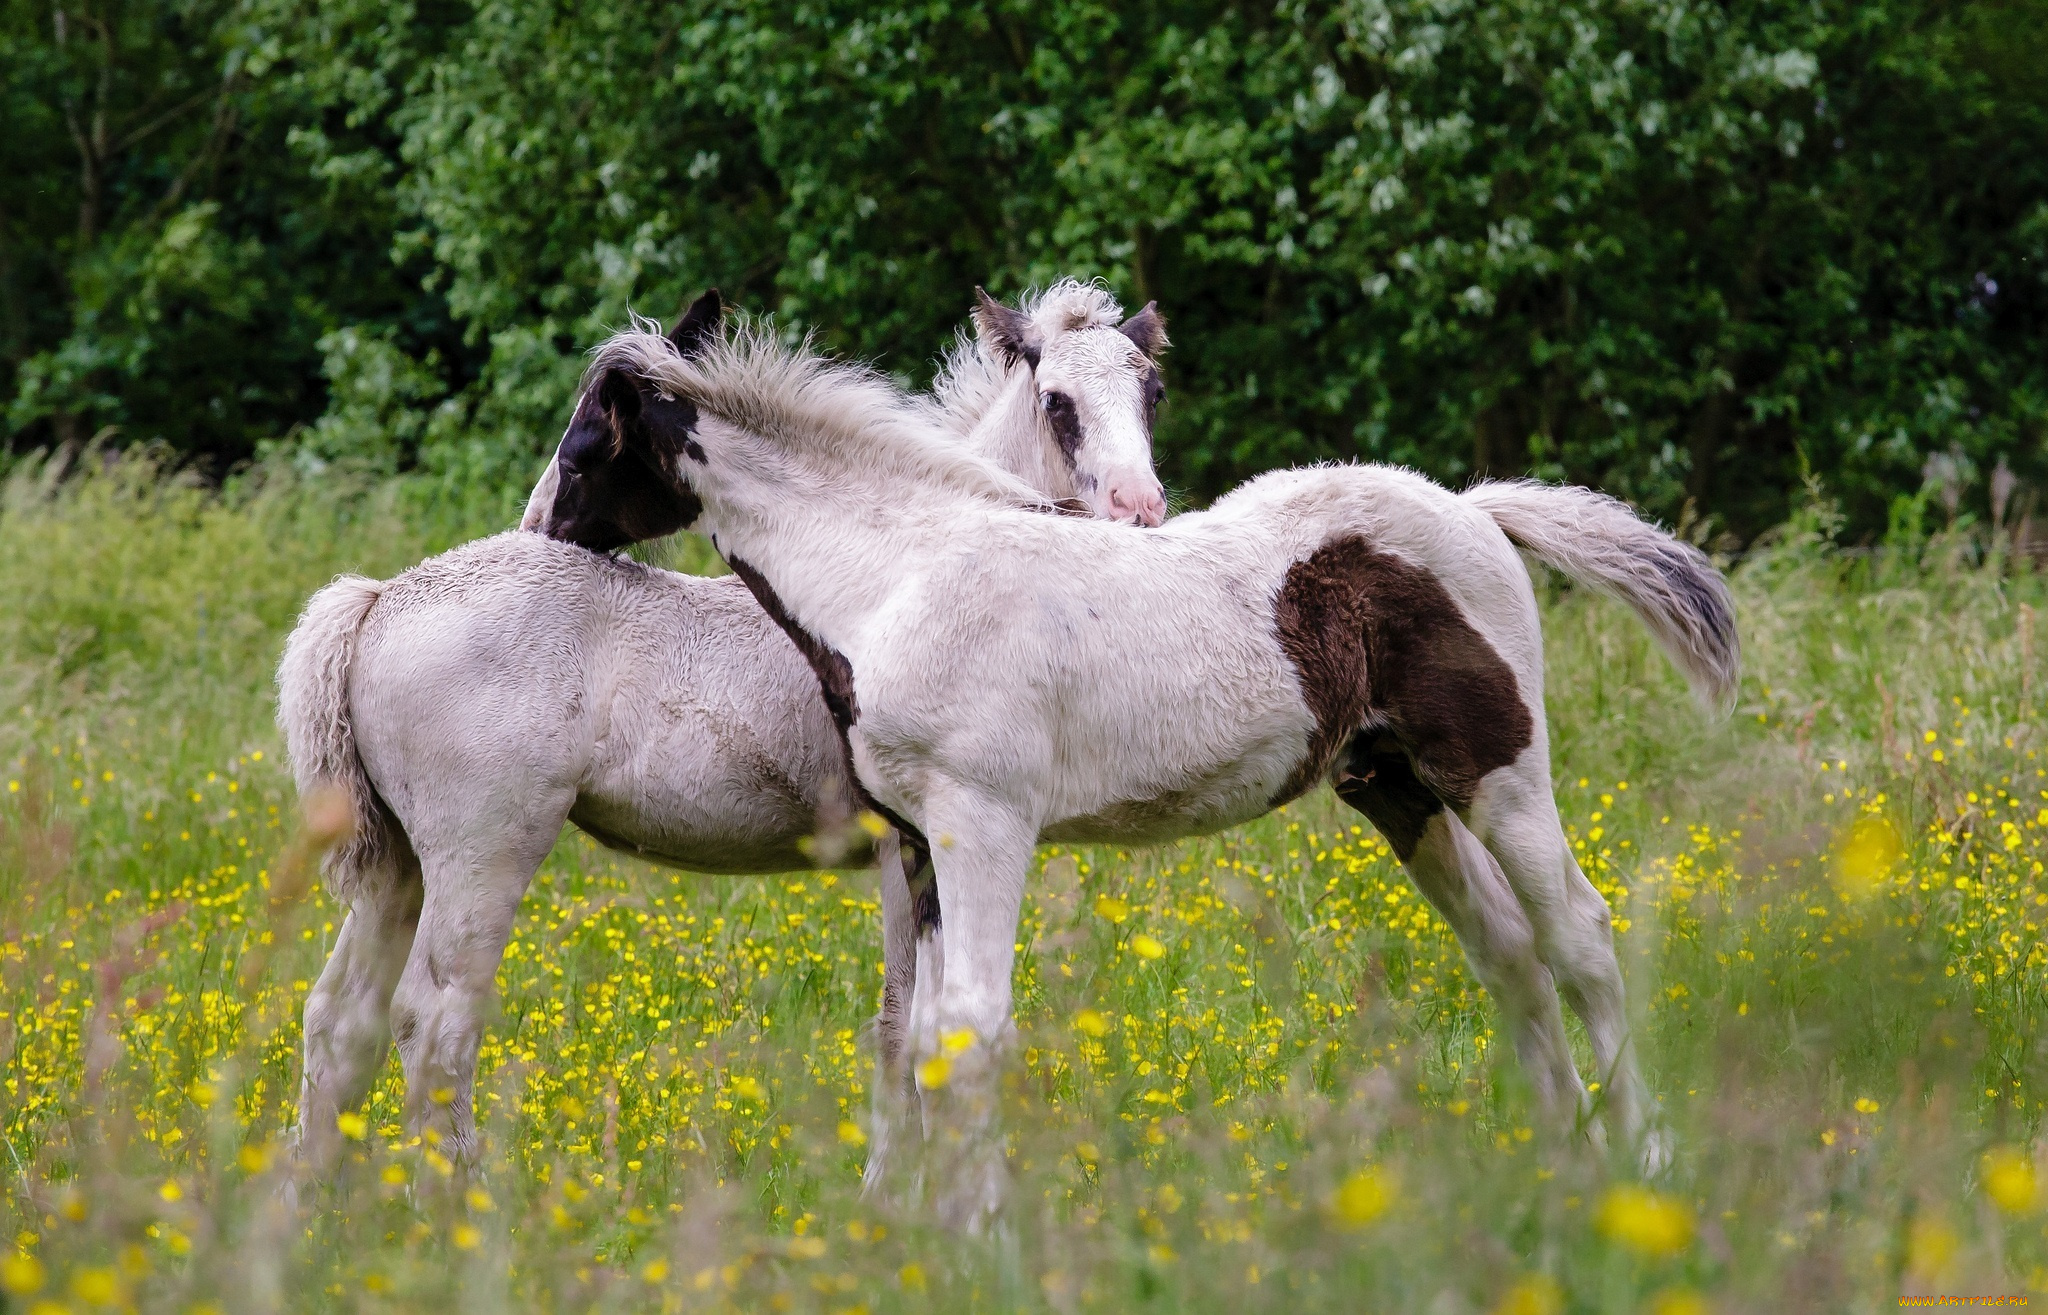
[931,278,1126,438]
[586,318,1053,511]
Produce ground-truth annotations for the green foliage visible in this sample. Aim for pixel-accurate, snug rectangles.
[0,0,468,467]
[7,0,2047,535]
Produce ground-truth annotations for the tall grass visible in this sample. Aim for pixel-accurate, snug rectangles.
[1,455,2044,1313]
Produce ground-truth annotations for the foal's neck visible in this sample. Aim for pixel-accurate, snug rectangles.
[701,465,964,650]
[962,368,1071,502]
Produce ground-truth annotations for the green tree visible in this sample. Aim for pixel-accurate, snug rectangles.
[359,0,2048,535]
[8,0,2046,537]
[0,0,462,467]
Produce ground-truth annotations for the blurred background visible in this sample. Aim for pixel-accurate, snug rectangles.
[4,0,2045,541]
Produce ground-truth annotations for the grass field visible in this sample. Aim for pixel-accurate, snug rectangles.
[2,454,2046,1313]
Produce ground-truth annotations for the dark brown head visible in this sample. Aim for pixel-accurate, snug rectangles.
[521,291,721,552]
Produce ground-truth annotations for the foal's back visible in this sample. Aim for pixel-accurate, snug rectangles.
[852,465,1534,842]
[347,532,841,875]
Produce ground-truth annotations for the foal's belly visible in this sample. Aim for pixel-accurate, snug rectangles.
[570,679,840,876]
[1039,795,1271,847]
[1038,735,1308,847]
[569,596,854,877]
[567,793,817,876]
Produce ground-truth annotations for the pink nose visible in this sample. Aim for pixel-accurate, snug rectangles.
[1108,480,1166,527]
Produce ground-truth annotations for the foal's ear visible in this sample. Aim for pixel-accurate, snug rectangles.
[1117,301,1170,359]
[594,367,643,421]
[973,286,1042,370]
[591,367,643,455]
[669,289,723,357]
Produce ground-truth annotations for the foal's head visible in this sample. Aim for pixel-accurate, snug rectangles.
[972,282,1169,527]
[520,292,723,553]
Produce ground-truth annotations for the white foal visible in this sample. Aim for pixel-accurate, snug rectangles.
[539,322,1740,1224]
[278,282,1170,1172]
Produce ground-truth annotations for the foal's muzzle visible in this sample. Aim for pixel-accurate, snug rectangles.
[1107,473,1167,527]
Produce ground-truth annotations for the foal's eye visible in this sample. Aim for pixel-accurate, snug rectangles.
[1041,392,1071,413]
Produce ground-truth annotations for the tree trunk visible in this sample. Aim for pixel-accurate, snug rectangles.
[1686,385,1730,508]
[1473,397,1523,481]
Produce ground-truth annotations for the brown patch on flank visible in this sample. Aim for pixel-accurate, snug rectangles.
[1270,537,1533,815]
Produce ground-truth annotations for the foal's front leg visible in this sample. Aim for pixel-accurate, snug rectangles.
[906,790,1036,1230]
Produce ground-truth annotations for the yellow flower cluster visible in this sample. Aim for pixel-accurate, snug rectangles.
[2,670,2046,1309]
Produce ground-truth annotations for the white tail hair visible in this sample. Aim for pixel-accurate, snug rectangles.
[1463,479,1741,711]
[276,574,406,901]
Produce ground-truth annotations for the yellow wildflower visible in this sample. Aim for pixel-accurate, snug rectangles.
[1831,816,1902,898]
[1596,1186,1693,1257]
[1493,1275,1561,1315]
[1908,1217,1959,1282]
[1982,1147,2039,1215]
[1330,1166,1396,1228]
[1649,1289,1710,1315]
[69,1267,120,1306]
[0,1254,46,1296]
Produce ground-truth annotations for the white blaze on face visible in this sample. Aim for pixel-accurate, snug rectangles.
[1033,326,1167,526]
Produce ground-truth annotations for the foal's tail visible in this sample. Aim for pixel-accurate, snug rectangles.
[277,575,407,903]
[1462,479,1741,712]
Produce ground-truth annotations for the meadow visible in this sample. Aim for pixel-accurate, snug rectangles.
[2,452,2045,1313]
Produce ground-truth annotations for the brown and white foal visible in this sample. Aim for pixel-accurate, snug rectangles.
[536,319,1739,1224]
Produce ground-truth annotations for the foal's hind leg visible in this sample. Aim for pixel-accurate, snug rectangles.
[1466,754,1654,1162]
[1336,750,1584,1117]
[296,857,423,1172]
[388,794,570,1165]
[865,829,928,1197]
